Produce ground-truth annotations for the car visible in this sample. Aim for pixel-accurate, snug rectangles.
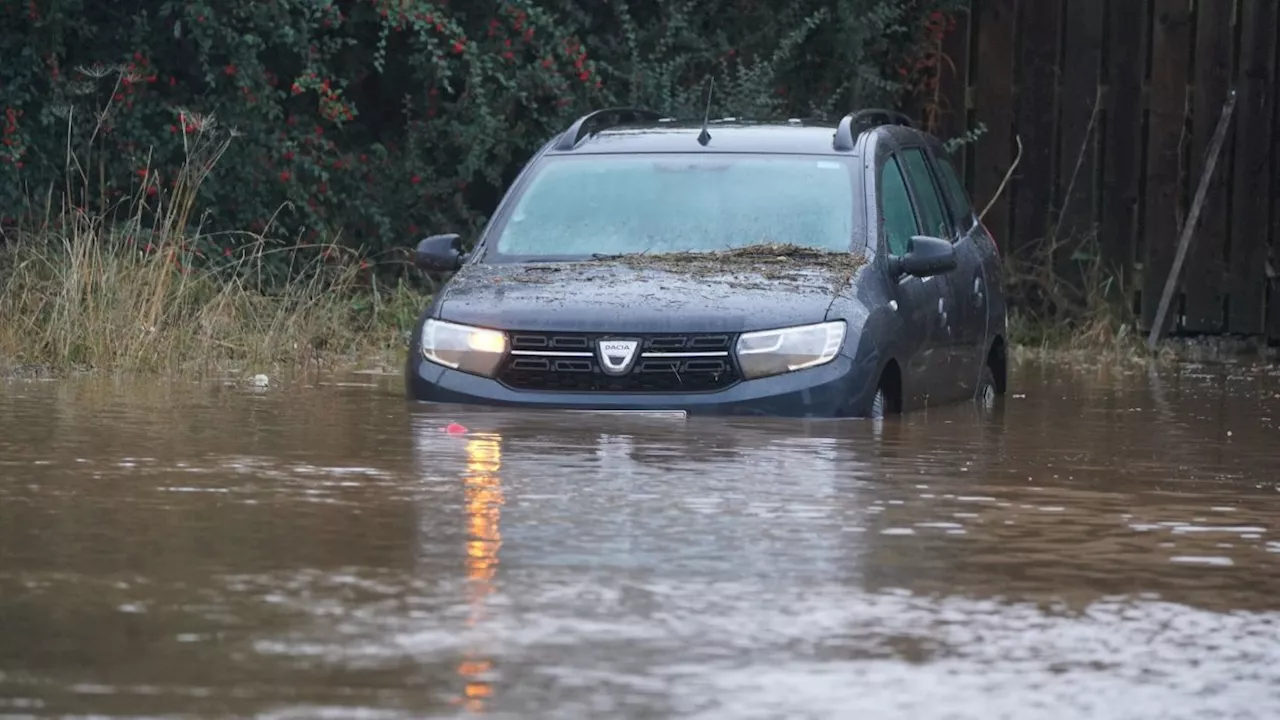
[404,107,1007,419]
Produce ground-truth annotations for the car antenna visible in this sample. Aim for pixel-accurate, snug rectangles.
[697,77,714,146]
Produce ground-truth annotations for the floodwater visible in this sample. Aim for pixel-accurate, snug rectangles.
[1,361,1279,719]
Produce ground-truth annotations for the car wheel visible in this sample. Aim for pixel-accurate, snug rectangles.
[975,365,998,410]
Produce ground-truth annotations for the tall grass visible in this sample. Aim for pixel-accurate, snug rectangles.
[1002,229,1173,366]
[0,113,422,377]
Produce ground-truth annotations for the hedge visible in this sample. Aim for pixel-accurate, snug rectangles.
[1,0,968,285]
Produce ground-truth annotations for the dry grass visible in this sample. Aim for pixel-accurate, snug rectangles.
[0,228,419,378]
[1002,230,1176,368]
[989,101,1173,367]
[0,113,421,379]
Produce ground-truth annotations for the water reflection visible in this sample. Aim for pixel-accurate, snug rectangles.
[459,435,503,713]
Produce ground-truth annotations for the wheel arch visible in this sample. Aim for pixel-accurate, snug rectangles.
[876,357,904,415]
[985,335,1007,395]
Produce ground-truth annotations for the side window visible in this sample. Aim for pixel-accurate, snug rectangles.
[879,155,918,257]
[900,148,951,240]
[933,152,976,232]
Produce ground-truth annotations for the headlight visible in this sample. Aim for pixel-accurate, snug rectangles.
[421,318,508,377]
[735,321,846,379]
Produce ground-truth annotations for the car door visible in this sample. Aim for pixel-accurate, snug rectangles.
[898,145,982,401]
[926,144,994,393]
[877,150,952,411]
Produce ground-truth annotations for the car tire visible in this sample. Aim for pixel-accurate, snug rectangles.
[975,364,998,411]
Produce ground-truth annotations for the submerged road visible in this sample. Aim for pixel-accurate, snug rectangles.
[1,361,1279,718]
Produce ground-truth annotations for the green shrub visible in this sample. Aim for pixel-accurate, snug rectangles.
[1,0,968,287]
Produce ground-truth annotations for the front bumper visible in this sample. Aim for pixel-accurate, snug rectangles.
[405,352,880,418]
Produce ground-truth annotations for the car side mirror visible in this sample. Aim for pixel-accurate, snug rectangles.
[414,233,464,272]
[889,235,957,279]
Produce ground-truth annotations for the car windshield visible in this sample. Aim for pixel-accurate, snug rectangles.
[489,153,857,257]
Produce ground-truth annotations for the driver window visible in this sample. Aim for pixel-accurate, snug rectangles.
[880,155,918,257]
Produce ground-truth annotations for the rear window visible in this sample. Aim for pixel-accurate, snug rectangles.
[489,153,860,258]
[933,152,975,230]
[900,148,951,239]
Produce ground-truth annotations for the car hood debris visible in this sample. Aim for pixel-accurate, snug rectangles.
[436,246,868,334]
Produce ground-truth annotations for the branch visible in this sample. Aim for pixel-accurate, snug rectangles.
[979,133,1022,222]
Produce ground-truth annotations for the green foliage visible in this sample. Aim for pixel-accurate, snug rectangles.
[1,0,968,284]
[944,122,988,154]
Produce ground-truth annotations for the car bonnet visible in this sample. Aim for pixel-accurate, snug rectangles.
[433,257,865,333]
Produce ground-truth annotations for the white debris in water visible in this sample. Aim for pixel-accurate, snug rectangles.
[1169,556,1235,567]
[1171,525,1267,535]
[247,374,270,388]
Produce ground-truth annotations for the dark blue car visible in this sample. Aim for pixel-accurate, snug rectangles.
[405,108,1007,419]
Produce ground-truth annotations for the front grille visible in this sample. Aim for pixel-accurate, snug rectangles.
[498,332,740,393]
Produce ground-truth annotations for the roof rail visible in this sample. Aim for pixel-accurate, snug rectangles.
[832,109,917,151]
[553,107,666,151]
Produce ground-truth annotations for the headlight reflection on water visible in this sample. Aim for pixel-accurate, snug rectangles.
[457,434,503,713]
[464,436,504,595]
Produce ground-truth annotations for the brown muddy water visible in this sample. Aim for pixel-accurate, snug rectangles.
[2,361,1280,719]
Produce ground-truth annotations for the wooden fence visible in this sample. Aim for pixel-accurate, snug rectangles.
[922,0,1278,339]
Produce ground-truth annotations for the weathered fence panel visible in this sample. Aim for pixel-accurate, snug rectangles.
[945,0,1279,342]
[1142,0,1194,335]
[1185,0,1235,332]
[970,0,1018,248]
[1227,0,1277,335]
[1100,0,1146,293]
[1055,0,1104,274]
[1010,0,1061,256]
[938,8,972,183]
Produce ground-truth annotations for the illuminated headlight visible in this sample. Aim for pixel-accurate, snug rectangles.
[420,318,508,377]
[734,321,846,379]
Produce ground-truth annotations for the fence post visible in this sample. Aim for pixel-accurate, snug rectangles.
[1227,0,1278,336]
[1141,1,1194,333]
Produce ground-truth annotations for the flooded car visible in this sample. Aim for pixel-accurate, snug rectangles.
[405,108,1007,418]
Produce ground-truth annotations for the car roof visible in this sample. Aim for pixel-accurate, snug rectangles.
[541,110,930,157]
